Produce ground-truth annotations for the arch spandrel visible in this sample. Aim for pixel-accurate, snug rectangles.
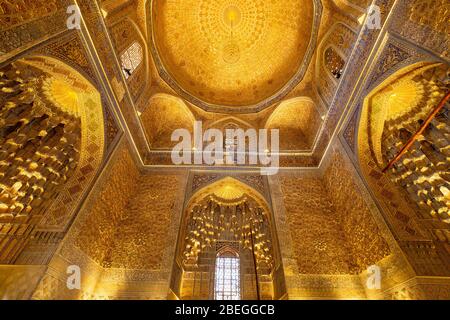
[139,93,196,150]
[265,97,322,151]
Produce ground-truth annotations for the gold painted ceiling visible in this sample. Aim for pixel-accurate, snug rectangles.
[151,0,316,110]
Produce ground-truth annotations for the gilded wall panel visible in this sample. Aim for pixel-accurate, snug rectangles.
[322,150,391,273]
[74,142,140,265]
[280,176,356,274]
[104,175,181,270]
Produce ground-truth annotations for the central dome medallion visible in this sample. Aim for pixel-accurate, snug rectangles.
[151,0,317,111]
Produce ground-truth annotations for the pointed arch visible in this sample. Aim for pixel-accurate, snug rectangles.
[315,22,358,105]
[265,97,321,150]
[140,94,196,149]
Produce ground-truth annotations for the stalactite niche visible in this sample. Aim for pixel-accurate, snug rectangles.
[182,194,274,271]
[173,178,282,300]
[0,61,82,218]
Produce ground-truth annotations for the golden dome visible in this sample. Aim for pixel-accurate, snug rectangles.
[152,0,316,110]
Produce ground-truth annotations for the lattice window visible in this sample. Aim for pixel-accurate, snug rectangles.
[214,251,241,300]
[324,47,345,80]
[120,42,143,79]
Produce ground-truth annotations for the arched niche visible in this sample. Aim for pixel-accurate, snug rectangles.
[139,93,195,150]
[0,55,105,265]
[170,177,286,300]
[357,61,450,245]
[265,97,322,150]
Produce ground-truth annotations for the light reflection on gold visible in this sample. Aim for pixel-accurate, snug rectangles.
[152,0,314,106]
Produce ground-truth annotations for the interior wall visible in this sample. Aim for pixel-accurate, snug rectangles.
[74,141,140,267]
[93,172,186,300]
[322,149,392,273]
[279,147,392,274]
[280,174,357,274]
[30,138,188,300]
[268,139,409,299]
[31,139,139,299]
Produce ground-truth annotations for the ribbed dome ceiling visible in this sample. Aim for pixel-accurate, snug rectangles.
[151,0,315,110]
